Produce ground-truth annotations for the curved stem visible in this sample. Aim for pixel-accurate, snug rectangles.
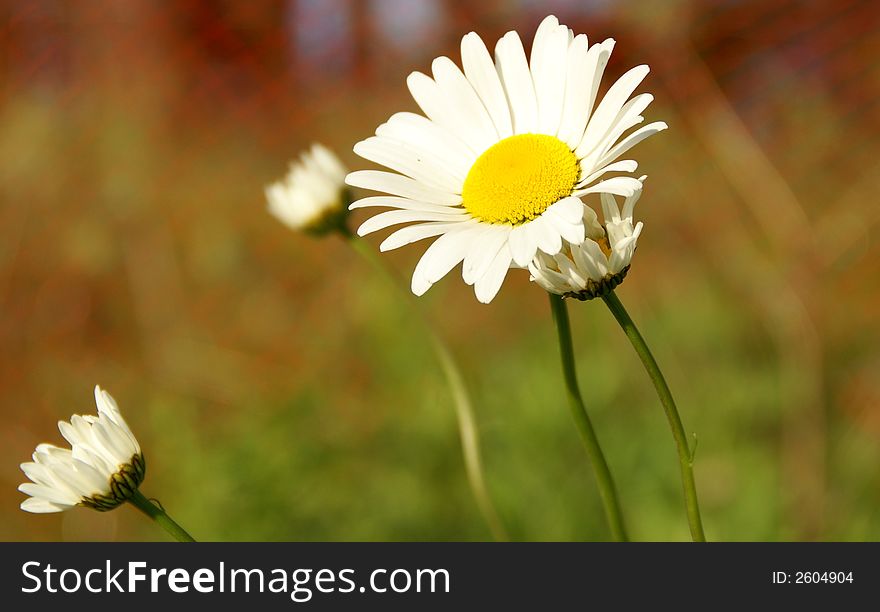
[601,290,706,542]
[548,293,628,541]
[347,234,508,541]
[427,334,508,542]
[128,490,196,542]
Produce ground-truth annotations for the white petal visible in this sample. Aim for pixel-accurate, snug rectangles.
[583,204,606,240]
[21,497,70,513]
[601,192,623,223]
[70,457,112,493]
[529,258,570,294]
[407,71,481,157]
[34,443,72,464]
[542,205,586,245]
[531,22,569,135]
[577,159,639,188]
[95,386,120,418]
[575,176,643,198]
[95,389,136,452]
[622,179,645,219]
[576,64,650,159]
[461,32,513,139]
[20,462,79,496]
[609,237,637,272]
[19,482,80,506]
[495,31,538,135]
[58,418,86,449]
[44,462,95,497]
[557,35,589,146]
[573,239,610,280]
[353,136,462,193]
[23,462,82,500]
[547,196,585,224]
[530,215,563,256]
[431,56,498,153]
[577,93,653,171]
[72,444,115,477]
[599,121,668,168]
[379,220,478,252]
[555,254,590,289]
[20,462,54,486]
[91,419,134,464]
[559,38,615,148]
[356,209,469,236]
[346,170,461,206]
[368,133,467,187]
[377,111,475,177]
[508,223,539,267]
[411,228,476,296]
[61,414,103,455]
[310,143,348,179]
[463,226,509,285]
[349,196,462,213]
[474,243,513,303]
[529,16,560,73]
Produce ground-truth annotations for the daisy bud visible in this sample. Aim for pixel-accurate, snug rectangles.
[18,386,145,513]
[529,177,646,300]
[266,143,350,235]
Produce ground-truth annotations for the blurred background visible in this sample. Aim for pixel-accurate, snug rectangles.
[1,0,878,542]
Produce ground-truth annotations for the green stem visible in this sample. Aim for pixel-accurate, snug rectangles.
[548,293,628,542]
[601,290,706,542]
[346,234,508,541]
[128,490,196,542]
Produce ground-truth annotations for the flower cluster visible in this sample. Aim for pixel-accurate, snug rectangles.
[17,14,676,544]
[347,15,664,303]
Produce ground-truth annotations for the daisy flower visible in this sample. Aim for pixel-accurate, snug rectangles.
[529,176,646,300]
[18,386,145,513]
[346,15,666,303]
[266,143,350,235]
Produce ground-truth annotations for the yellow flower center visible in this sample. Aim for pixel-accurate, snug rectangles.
[462,134,579,225]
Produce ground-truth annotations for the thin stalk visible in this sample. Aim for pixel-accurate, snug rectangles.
[346,234,508,541]
[548,293,628,541]
[128,489,196,542]
[601,290,706,542]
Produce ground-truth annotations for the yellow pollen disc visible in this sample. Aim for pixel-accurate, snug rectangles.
[462,134,579,225]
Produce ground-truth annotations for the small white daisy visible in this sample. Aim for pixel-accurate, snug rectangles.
[18,386,145,513]
[266,143,350,234]
[347,15,666,303]
[529,177,646,300]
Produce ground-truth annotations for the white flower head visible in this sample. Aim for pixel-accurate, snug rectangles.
[18,386,145,513]
[266,143,350,235]
[346,15,666,303]
[529,176,646,300]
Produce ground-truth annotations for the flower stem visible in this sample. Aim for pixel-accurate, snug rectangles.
[128,490,196,542]
[346,234,508,541]
[601,290,706,542]
[548,293,628,541]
